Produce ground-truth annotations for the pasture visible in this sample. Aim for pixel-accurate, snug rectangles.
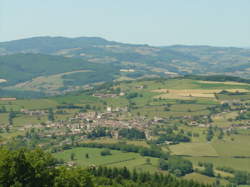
[54,147,161,173]
[170,142,218,157]
[183,173,216,185]
[183,173,229,185]
[8,70,90,92]
[170,135,250,157]
[153,89,249,100]
[187,156,250,172]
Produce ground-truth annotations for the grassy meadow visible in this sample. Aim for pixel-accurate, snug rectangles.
[54,147,162,174]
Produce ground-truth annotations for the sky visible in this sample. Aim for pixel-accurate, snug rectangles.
[0,0,249,46]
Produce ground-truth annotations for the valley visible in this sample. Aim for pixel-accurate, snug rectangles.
[1,77,250,185]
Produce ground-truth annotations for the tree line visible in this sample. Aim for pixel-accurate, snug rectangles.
[0,148,214,187]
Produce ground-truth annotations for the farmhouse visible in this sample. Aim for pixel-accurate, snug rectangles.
[120,69,135,72]
[107,107,112,112]
[0,98,16,101]
[188,121,199,126]
[93,93,117,98]
[20,109,46,116]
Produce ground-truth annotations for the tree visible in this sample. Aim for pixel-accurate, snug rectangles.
[70,136,75,146]
[206,126,214,142]
[167,157,193,176]
[8,111,16,125]
[159,157,193,176]
[48,108,55,121]
[202,163,214,177]
[159,159,168,170]
[86,104,91,110]
[0,106,6,113]
[100,149,111,156]
[118,128,145,140]
[234,171,249,185]
[218,129,224,140]
[54,167,94,187]
[132,169,138,181]
[70,152,76,161]
[0,148,208,187]
[0,148,57,187]
[85,153,89,159]
[164,107,170,111]
[146,158,151,165]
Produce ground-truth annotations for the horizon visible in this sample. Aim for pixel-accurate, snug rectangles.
[1,0,249,47]
[0,35,249,48]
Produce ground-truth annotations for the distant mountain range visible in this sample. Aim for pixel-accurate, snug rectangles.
[0,36,250,96]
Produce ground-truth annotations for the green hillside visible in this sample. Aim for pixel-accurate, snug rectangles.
[0,37,250,96]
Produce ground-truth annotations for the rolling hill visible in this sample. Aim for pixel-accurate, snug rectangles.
[0,36,250,96]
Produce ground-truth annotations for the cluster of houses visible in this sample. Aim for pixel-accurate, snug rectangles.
[188,121,211,128]
[25,106,152,140]
[7,96,250,144]
[92,93,117,98]
[93,92,125,98]
[20,109,46,116]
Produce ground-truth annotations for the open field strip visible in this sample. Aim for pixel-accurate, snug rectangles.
[152,89,249,99]
[183,173,217,185]
[82,138,149,147]
[54,147,141,167]
[170,142,218,157]
[186,156,250,172]
[170,135,250,172]
[198,81,250,85]
[54,147,162,173]
[183,173,229,185]
[211,135,250,157]
[8,70,90,91]
[170,135,250,157]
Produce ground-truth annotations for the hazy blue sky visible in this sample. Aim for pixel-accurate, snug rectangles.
[0,0,249,46]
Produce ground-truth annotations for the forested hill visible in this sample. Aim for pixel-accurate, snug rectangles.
[0,36,119,54]
[0,36,250,96]
[0,54,120,86]
[1,37,250,78]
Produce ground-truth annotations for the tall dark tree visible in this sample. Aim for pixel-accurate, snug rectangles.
[48,108,55,121]
[203,163,214,177]
[206,126,214,142]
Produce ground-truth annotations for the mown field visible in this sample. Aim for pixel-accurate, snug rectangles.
[54,147,162,174]
[169,133,250,173]
[187,156,250,172]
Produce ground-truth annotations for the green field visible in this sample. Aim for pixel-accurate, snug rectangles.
[170,142,218,157]
[170,135,250,157]
[187,157,250,172]
[54,147,162,173]
[2,78,250,185]
[170,134,250,172]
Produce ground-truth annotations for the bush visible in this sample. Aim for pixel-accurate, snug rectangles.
[100,149,112,156]
[159,157,193,176]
